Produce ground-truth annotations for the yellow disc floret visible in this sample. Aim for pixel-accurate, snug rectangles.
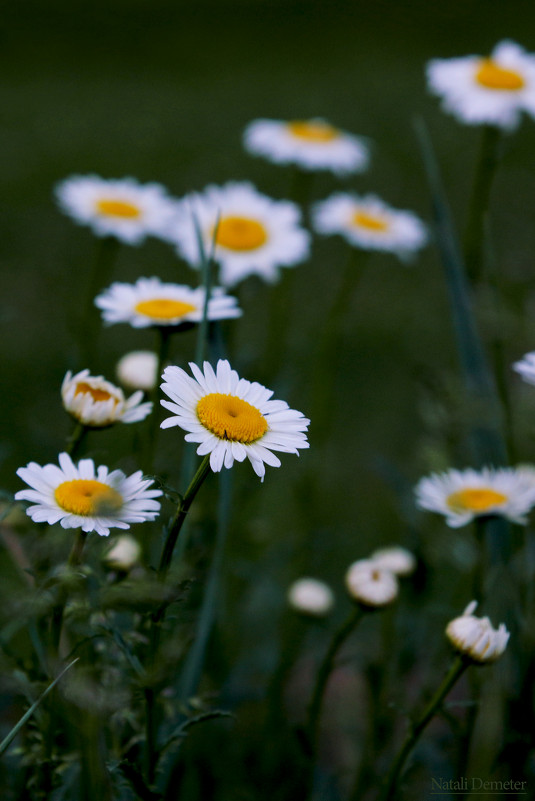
[475,59,525,91]
[353,211,389,232]
[196,393,268,443]
[215,217,268,251]
[134,298,197,320]
[287,121,339,142]
[446,487,508,513]
[54,479,123,516]
[95,199,142,218]
[74,382,118,404]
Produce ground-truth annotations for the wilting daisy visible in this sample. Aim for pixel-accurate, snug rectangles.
[15,453,162,536]
[345,559,399,608]
[312,193,427,262]
[288,578,335,617]
[55,175,177,244]
[427,40,535,131]
[160,359,309,480]
[512,351,535,386]
[116,350,159,392]
[167,182,311,286]
[95,277,241,329]
[243,118,370,176]
[446,601,509,664]
[415,466,535,528]
[62,369,152,427]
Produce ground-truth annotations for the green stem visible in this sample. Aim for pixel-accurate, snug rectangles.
[305,606,363,757]
[82,236,121,368]
[380,656,468,801]
[145,327,172,471]
[65,421,88,458]
[462,125,502,284]
[51,530,88,656]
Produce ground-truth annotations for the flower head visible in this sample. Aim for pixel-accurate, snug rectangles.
[95,277,241,329]
[160,359,309,481]
[512,351,535,386]
[55,175,176,244]
[426,40,535,131]
[61,369,152,428]
[415,465,535,528]
[15,453,162,537]
[312,193,427,262]
[288,578,335,617]
[446,601,509,664]
[345,559,399,608]
[369,546,417,577]
[116,350,158,392]
[243,118,370,176]
[167,182,311,287]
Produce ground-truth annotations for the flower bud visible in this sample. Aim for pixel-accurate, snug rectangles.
[103,535,141,572]
[446,601,509,664]
[287,578,334,617]
[345,559,398,608]
[116,350,158,392]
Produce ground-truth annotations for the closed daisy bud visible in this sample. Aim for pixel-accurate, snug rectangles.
[345,559,399,608]
[446,601,509,664]
[287,578,334,617]
[116,351,158,392]
[369,546,417,577]
[62,369,152,428]
[103,535,142,572]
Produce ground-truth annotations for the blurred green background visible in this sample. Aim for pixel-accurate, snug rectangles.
[2,1,535,797]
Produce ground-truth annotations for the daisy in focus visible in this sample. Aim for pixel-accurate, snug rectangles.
[312,193,427,262]
[55,175,177,245]
[15,452,162,536]
[95,277,241,329]
[426,40,535,131]
[167,182,311,287]
[243,118,370,176]
[415,466,535,528]
[61,369,152,428]
[160,359,310,480]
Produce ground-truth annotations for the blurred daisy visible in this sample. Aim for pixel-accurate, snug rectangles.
[168,182,311,286]
[160,359,310,481]
[446,601,509,664]
[312,193,427,262]
[55,175,176,245]
[116,350,158,392]
[288,577,334,617]
[512,351,535,386]
[95,277,241,329]
[415,466,535,528]
[370,546,417,577]
[62,369,152,427]
[103,534,142,571]
[15,453,162,536]
[243,118,370,176]
[345,559,399,608]
[427,40,535,131]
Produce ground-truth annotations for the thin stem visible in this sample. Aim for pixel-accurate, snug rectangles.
[305,606,363,756]
[65,420,88,459]
[144,327,172,471]
[51,531,88,657]
[462,125,502,284]
[81,236,120,368]
[380,656,468,801]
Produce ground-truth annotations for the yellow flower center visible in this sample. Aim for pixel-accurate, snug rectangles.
[196,393,268,443]
[54,479,123,516]
[287,120,339,142]
[475,59,525,91]
[134,298,197,320]
[95,199,141,219]
[353,211,389,232]
[215,216,268,251]
[74,382,118,404]
[446,487,508,513]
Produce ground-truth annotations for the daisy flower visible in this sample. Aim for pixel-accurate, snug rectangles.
[167,182,311,287]
[61,369,152,427]
[446,601,509,664]
[95,277,241,329]
[312,192,427,262]
[345,559,399,608]
[243,118,370,176]
[116,350,158,392]
[55,175,177,245]
[426,40,535,131]
[160,359,310,481]
[512,351,535,386]
[369,546,417,577]
[287,578,335,617]
[414,466,535,528]
[15,453,162,537]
